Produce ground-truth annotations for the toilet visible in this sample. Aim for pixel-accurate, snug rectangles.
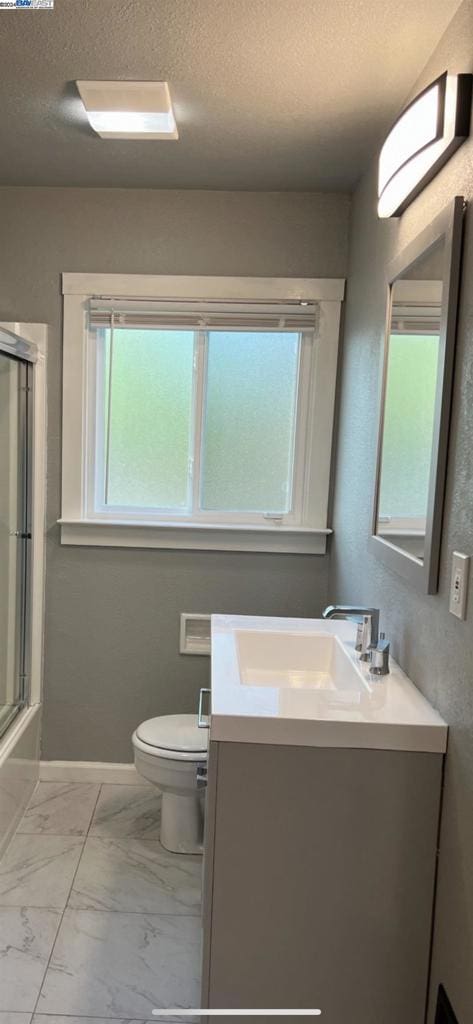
[132,713,208,854]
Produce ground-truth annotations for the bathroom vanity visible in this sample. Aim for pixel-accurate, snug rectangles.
[201,616,447,1024]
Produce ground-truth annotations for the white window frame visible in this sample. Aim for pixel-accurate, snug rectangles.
[60,274,344,554]
[89,324,312,528]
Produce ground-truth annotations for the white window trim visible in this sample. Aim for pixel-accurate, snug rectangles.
[60,274,344,554]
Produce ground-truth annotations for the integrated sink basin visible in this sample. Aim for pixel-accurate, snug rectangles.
[236,629,367,691]
[210,614,448,753]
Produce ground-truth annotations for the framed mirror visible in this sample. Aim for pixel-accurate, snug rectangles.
[371,196,465,593]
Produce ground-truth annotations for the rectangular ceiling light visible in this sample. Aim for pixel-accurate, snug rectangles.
[76,80,178,140]
[378,72,471,218]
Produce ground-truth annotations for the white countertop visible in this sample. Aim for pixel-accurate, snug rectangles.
[210,615,447,753]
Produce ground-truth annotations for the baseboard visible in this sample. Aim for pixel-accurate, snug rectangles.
[39,760,148,785]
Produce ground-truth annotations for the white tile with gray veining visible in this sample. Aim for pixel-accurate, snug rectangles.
[38,909,201,1017]
[31,1015,199,1024]
[0,1014,33,1024]
[31,1015,198,1024]
[17,783,100,836]
[89,785,162,839]
[0,908,62,1011]
[0,835,84,908]
[69,837,201,914]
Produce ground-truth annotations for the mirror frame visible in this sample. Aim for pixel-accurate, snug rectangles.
[370,195,465,594]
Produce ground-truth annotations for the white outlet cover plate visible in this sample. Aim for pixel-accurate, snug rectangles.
[449,551,470,620]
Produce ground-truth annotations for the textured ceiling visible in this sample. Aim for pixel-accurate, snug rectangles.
[0,0,462,190]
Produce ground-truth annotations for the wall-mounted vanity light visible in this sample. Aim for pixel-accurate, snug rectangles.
[378,72,471,218]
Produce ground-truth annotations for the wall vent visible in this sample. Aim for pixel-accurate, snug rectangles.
[180,613,211,655]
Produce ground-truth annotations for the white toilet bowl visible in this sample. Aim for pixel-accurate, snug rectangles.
[132,713,208,854]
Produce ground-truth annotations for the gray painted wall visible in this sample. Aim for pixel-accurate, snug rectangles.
[0,187,350,763]
[330,2,473,1020]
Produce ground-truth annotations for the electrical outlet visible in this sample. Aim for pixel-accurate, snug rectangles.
[449,552,470,620]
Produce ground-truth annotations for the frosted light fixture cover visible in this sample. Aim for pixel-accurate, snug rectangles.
[76,80,178,139]
[378,73,471,218]
[378,84,440,197]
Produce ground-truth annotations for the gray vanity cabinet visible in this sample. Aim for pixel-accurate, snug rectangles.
[201,739,443,1024]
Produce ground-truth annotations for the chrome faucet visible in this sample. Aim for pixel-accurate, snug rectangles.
[322,605,380,654]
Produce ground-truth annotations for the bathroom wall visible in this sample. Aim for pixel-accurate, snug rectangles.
[0,186,350,763]
[330,1,473,1019]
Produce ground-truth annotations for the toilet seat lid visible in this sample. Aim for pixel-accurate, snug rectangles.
[136,714,208,753]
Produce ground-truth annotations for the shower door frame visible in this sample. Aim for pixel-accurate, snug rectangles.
[18,358,33,713]
[0,354,32,732]
[0,323,47,725]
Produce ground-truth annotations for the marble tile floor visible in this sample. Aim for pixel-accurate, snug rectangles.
[0,782,202,1024]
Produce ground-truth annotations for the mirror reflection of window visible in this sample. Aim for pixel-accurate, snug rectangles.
[376,238,444,563]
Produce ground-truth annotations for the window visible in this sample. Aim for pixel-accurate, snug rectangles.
[61,276,344,553]
[95,323,300,518]
[90,308,309,525]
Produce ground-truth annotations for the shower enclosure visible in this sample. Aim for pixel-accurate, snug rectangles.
[0,322,45,855]
[0,340,33,740]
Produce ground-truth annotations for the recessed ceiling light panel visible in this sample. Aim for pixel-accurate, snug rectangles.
[76,80,178,140]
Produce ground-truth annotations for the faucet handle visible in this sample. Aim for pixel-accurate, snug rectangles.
[370,634,390,676]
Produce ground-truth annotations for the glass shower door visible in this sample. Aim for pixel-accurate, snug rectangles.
[0,352,31,738]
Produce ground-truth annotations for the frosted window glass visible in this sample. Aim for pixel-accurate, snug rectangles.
[201,331,300,512]
[103,328,194,509]
[378,333,439,518]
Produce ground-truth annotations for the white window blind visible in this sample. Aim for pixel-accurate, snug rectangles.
[88,297,320,333]
[390,302,441,335]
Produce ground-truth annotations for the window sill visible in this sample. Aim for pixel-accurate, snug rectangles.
[59,519,331,554]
